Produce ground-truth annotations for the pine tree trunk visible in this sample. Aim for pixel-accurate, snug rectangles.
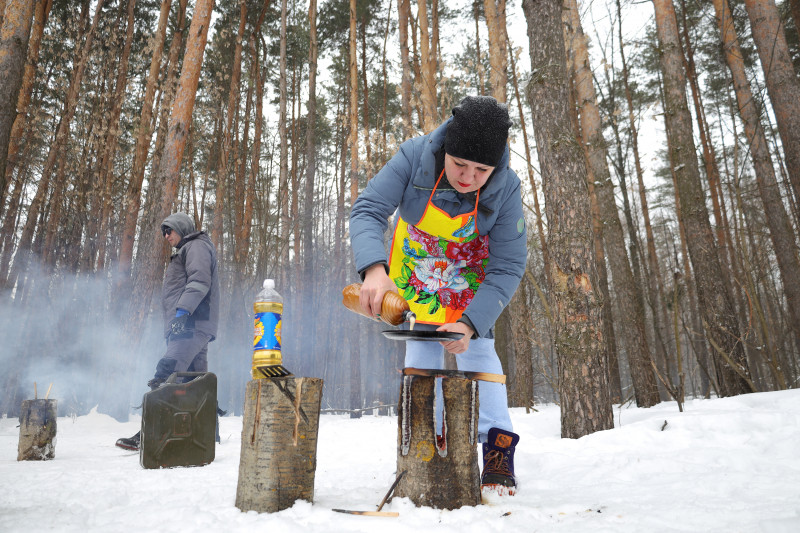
[713,0,800,356]
[473,1,485,94]
[522,0,613,438]
[0,0,36,204]
[303,0,318,358]
[398,0,413,137]
[348,0,362,417]
[565,0,659,407]
[417,0,437,131]
[484,0,508,102]
[741,0,800,212]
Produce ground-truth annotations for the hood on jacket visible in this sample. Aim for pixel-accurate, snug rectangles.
[161,212,196,239]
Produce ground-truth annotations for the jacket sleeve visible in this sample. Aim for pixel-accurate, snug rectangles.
[462,176,527,337]
[176,241,213,314]
[350,138,418,274]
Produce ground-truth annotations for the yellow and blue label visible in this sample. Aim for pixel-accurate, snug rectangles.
[254,302,282,352]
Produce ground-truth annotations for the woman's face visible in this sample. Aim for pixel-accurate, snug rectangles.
[444,154,495,194]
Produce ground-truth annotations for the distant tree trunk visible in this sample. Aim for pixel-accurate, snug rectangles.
[126,0,214,352]
[564,0,659,407]
[474,1,485,94]
[741,0,800,212]
[348,0,362,417]
[360,16,371,178]
[713,0,800,358]
[278,0,290,272]
[398,0,413,137]
[652,0,752,396]
[505,24,548,270]
[0,0,36,205]
[117,0,179,285]
[1,0,51,213]
[483,0,507,102]
[417,0,437,131]
[522,0,613,438]
[303,0,318,343]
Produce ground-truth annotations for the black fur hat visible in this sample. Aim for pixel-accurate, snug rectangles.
[444,95,511,167]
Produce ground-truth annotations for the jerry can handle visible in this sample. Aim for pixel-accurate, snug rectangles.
[165,372,209,384]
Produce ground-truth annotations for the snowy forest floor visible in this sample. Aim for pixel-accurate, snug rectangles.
[2,389,799,532]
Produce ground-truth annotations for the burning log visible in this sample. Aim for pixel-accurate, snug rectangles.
[235,376,323,513]
[18,396,57,461]
[394,374,481,509]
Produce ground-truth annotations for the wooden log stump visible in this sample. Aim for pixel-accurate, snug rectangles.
[235,377,323,513]
[17,399,57,461]
[395,375,480,509]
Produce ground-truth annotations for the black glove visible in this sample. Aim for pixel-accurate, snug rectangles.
[168,313,194,339]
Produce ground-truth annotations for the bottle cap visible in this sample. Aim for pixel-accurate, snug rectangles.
[264,279,275,289]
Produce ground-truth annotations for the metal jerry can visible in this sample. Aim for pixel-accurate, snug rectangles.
[140,372,217,469]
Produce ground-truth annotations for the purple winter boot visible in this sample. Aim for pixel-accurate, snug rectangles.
[481,427,519,495]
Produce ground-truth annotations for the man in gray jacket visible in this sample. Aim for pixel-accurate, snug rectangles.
[116,212,220,451]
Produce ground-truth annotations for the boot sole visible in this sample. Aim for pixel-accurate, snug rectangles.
[115,442,139,452]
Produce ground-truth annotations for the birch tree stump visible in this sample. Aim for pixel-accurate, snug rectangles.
[395,375,480,509]
[235,377,323,513]
[17,399,57,461]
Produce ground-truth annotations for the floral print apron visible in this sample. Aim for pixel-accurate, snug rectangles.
[388,169,489,325]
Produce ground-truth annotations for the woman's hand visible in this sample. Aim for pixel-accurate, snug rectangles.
[360,264,399,319]
[437,321,474,354]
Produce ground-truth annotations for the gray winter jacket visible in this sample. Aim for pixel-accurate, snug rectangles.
[161,213,220,341]
[350,118,527,337]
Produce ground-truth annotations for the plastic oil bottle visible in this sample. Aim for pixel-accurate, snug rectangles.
[252,279,283,378]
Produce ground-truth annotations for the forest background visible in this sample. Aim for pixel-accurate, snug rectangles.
[0,0,799,437]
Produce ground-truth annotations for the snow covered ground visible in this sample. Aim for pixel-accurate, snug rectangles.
[2,389,799,532]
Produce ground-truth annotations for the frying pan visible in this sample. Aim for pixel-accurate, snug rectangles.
[382,330,464,342]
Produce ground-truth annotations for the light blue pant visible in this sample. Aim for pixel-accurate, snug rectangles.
[405,338,513,443]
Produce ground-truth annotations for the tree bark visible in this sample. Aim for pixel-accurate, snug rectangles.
[0,0,36,205]
[483,0,508,102]
[348,0,362,417]
[235,378,323,513]
[398,0,413,137]
[653,0,753,396]
[741,0,800,212]
[303,0,318,351]
[417,0,437,131]
[395,376,480,509]
[522,0,613,438]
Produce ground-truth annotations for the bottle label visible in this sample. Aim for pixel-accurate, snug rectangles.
[254,308,282,352]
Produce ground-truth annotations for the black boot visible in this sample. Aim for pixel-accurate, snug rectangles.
[480,427,519,495]
[116,431,141,451]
